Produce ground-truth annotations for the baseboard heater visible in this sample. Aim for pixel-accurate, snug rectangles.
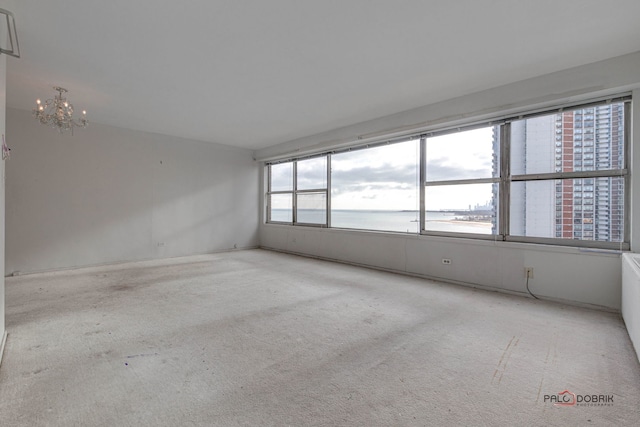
[622,253,640,363]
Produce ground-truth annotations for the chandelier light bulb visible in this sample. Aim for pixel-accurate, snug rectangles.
[36,99,41,105]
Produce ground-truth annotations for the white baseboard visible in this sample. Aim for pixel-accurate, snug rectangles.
[0,330,7,369]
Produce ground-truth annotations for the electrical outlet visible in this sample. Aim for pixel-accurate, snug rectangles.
[442,258,452,265]
[525,267,534,278]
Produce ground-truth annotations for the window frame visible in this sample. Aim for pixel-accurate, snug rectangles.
[420,125,502,240]
[329,137,420,233]
[500,100,630,249]
[266,155,331,227]
[265,95,631,250]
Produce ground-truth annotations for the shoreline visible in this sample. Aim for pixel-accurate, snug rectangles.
[427,219,492,228]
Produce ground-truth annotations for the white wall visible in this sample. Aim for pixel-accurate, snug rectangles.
[260,226,622,309]
[255,52,640,162]
[0,36,6,358]
[258,52,640,311]
[0,0,17,368]
[6,108,259,273]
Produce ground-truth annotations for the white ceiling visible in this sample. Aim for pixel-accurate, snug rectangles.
[6,0,640,150]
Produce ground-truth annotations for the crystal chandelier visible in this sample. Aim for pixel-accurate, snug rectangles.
[33,86,88,134]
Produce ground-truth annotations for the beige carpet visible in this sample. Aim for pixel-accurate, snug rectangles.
[1,249,638,426]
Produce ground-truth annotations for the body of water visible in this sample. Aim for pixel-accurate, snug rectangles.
[271,209,493,234]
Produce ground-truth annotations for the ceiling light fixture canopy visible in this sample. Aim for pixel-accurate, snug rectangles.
[33,86,88,134]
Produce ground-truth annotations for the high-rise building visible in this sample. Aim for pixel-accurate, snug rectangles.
[492,103,625,242]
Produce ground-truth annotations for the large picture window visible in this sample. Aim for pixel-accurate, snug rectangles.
[508,103,627,245]
[266,96,630,249]
[423,126,499,236]
[331,139,419,233]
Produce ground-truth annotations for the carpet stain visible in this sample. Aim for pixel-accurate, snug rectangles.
[536,375,545,402]
[537,334,558,403]
[492,335,519,384]
[126,352,160,359]
[21,367,49,378]
[110,284,134,291]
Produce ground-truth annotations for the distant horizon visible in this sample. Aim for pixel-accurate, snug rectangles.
[272,208,490,213]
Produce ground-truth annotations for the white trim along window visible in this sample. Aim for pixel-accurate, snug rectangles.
[266,96,630,250]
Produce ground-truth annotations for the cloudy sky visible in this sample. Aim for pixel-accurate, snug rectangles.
[272,126,495,211]
[332,127,494,210]
[331,140,419,210]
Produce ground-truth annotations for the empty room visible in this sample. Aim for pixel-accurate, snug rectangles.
[1,1,640,426]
